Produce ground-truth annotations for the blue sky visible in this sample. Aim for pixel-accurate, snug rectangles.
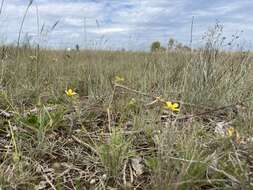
[0,0,252,50]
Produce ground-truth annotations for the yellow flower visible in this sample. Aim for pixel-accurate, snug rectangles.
[65,88,77,97]
[115,76,125,83]
[164,101,180,112]
[128,98,136,106]
[226,127,240,144]
[227,127,235,137]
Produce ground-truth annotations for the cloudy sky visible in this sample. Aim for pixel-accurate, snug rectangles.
[0,0,252,50]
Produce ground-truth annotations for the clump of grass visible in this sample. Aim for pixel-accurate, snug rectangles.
[97,128,133,178]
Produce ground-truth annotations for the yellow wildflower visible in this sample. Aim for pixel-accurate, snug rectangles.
[227,127,235,137]
[65,88,77,97]
[164,101,180,112]
[128,98,136,106]
[115,76,125,83]
[226,127,240,144]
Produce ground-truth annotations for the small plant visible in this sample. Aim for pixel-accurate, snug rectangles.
[18,104,64,148]
[97,128,133,178]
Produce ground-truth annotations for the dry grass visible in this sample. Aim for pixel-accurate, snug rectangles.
[0,35,253,190]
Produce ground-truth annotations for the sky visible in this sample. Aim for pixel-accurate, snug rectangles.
[0,0,252,50]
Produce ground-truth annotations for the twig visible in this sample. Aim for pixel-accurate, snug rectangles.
[114,82,252,121]
[107,108,111,133]
[40,166,57,190]
[129,161,134,184]
[71,135,97,155]
[166,155,240,184]
[177,102,243,120]
[0,109,12,118]
[114,83,151,98]
[114,83,211,109]
[172,179,227,186]
[123,159,128,186]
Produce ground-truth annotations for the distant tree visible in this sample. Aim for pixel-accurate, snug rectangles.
[168,38,175,49]
[151,41,161,52]
[75,44,80,51]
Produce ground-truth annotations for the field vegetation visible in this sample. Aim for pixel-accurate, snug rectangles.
[0,23,253,189]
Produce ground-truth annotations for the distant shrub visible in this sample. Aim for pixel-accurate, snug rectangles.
[151,41,161,52]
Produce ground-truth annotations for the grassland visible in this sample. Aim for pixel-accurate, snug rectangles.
[0,43,253,189]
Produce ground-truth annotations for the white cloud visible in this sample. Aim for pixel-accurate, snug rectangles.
[64,18,83,27]
[90,27,129,34]
[0,0,253,50]
[192,1,250,17]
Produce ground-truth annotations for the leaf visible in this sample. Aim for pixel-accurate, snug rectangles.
[131,157,144,176]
